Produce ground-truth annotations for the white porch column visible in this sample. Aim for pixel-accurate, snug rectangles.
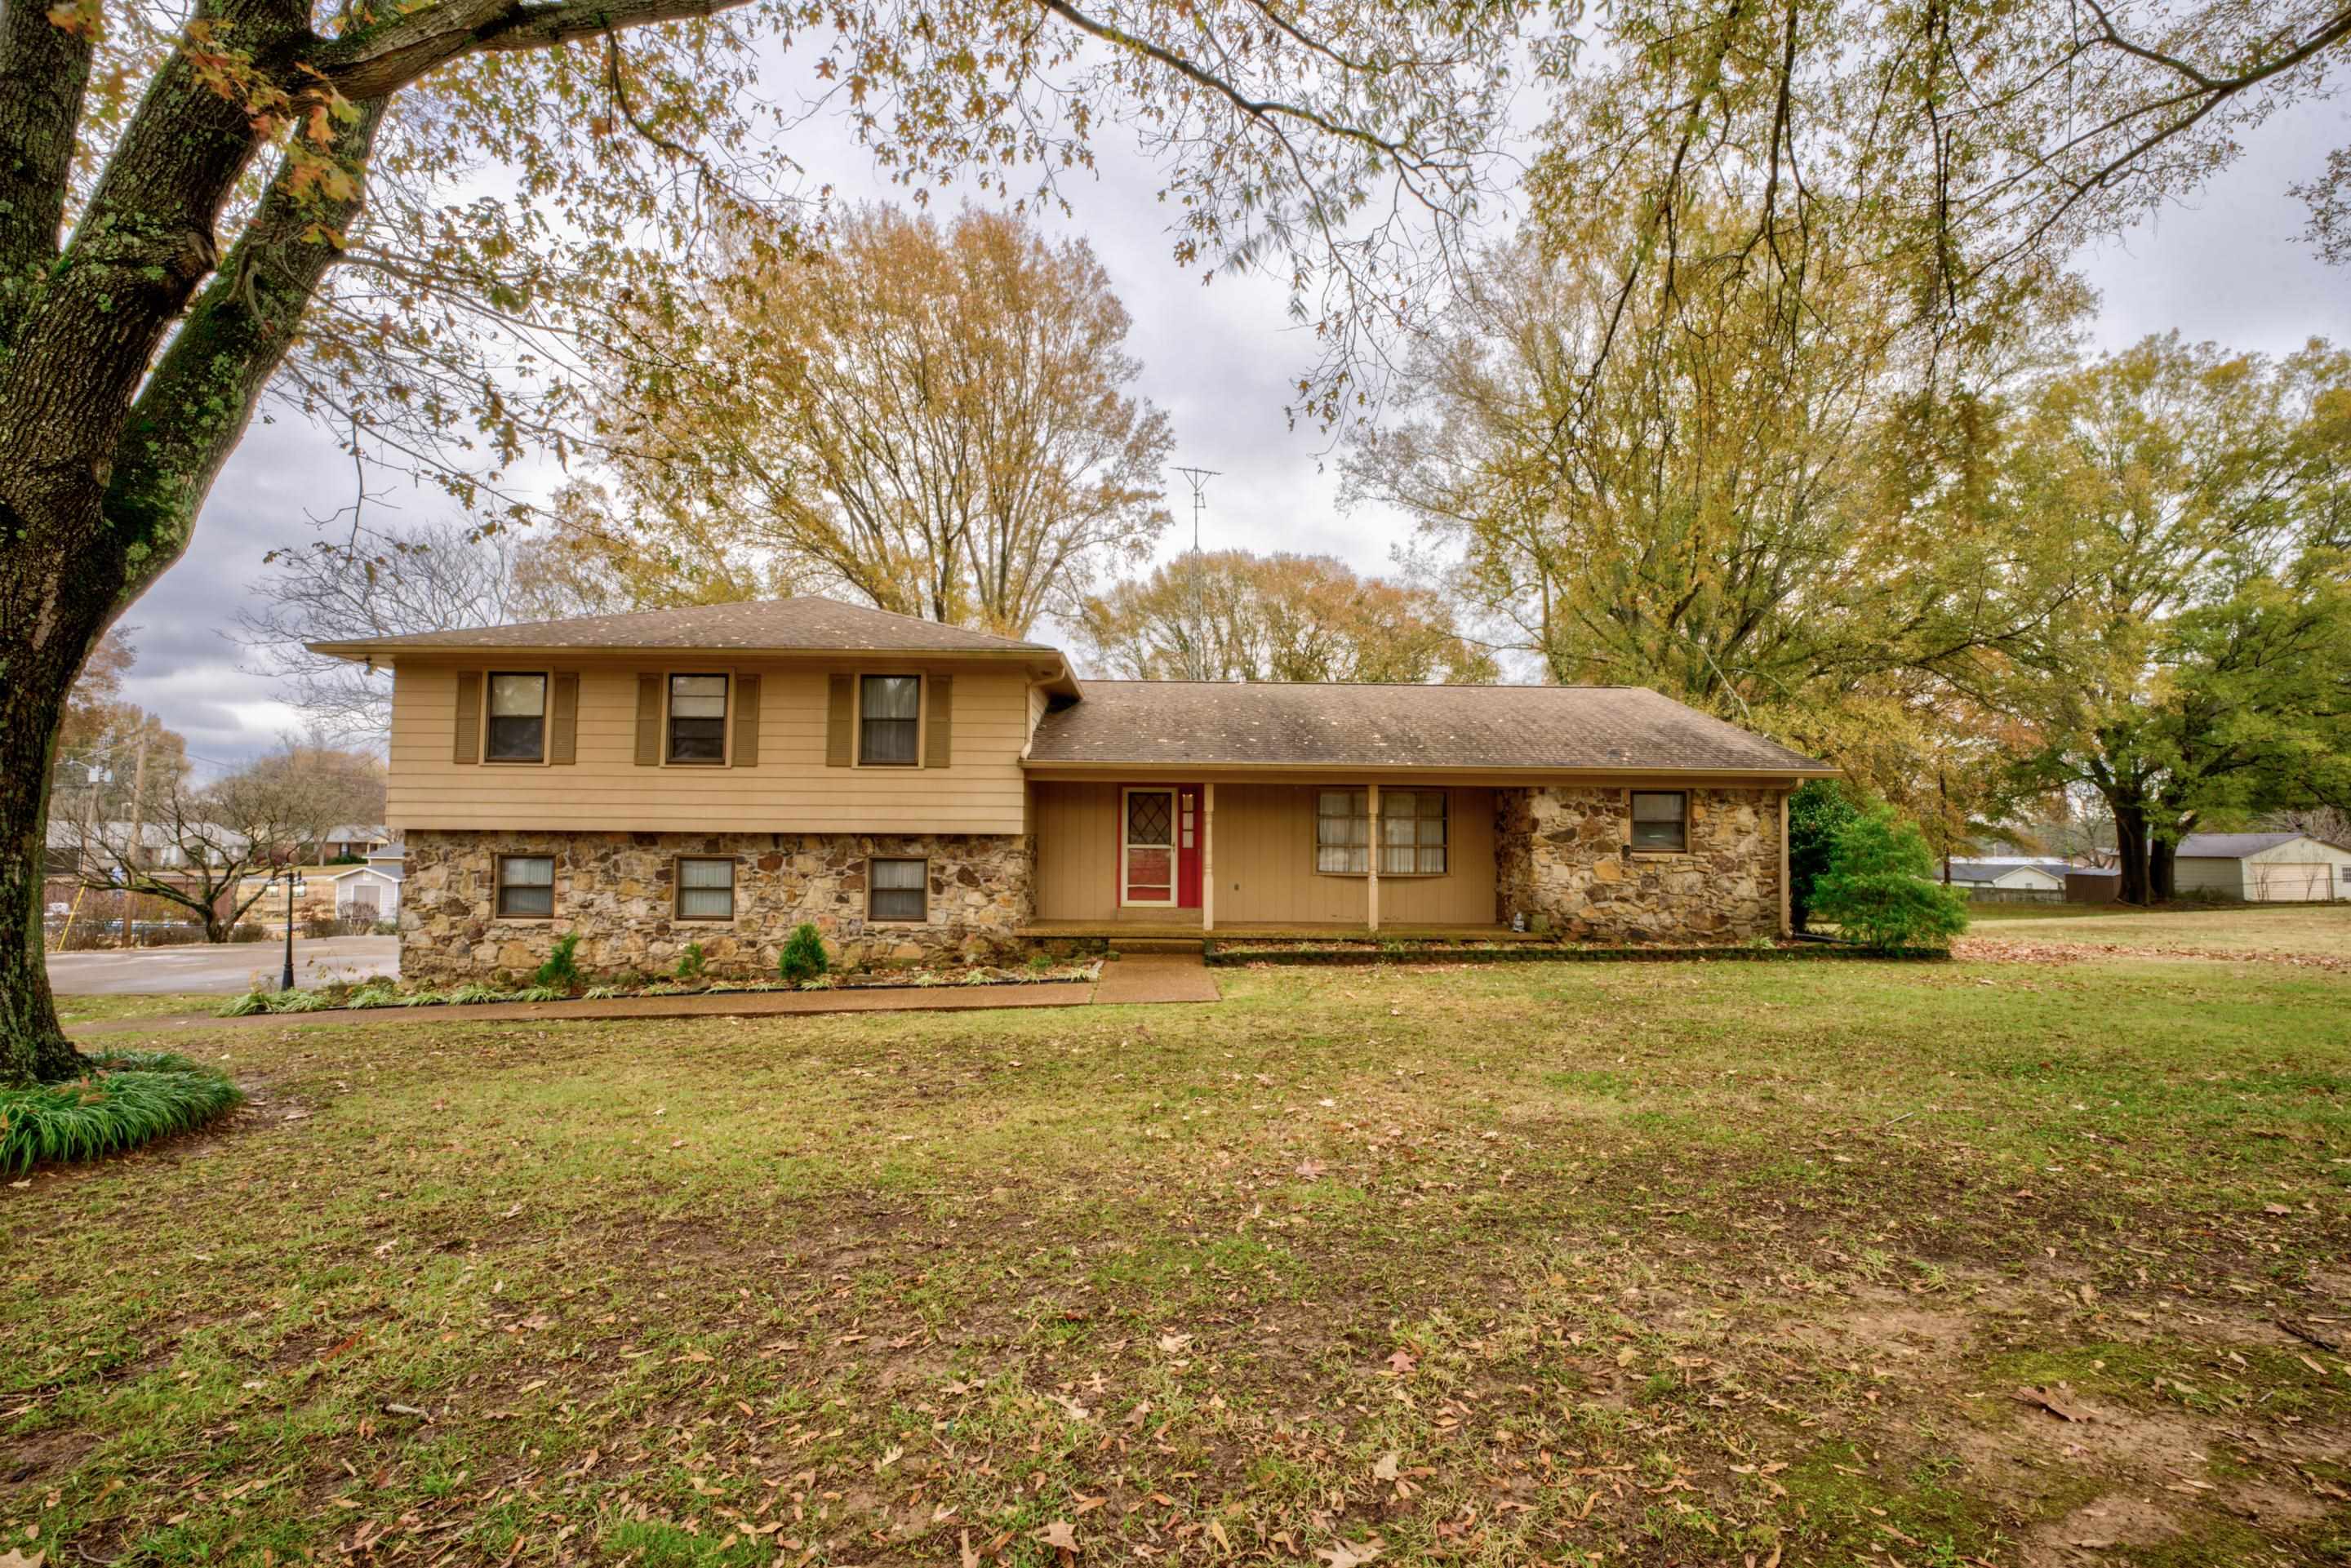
[1366,781,1380,933]
[1202,782,1215,933]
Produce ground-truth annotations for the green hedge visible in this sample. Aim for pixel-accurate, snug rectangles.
[1,1052,245,1174]
[1204,942,1950,966]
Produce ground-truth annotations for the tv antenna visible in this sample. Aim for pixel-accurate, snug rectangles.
[1170,467,1220,680]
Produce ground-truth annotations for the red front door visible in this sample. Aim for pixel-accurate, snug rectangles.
[1121,785,1204,909]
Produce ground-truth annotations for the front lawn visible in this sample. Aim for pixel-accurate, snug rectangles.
[1967,899,2351,956]
[4,954,2346,1565]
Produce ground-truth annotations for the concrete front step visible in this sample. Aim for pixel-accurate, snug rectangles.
[1109,938,1207,955]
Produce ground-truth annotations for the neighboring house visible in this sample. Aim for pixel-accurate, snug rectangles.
[319,824,391,861]
[309,597,1836,982]
[2173,833,2351,902]
[1943,860,2072,903]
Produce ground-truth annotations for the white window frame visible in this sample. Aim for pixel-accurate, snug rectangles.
[663,671,733,767]
[482,669,553,766]
[855,673,925,768]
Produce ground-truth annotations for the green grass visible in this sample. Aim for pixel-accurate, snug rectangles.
[1967,899,2351,953]
[2,944,2346,1565]
[50,993,221,1026]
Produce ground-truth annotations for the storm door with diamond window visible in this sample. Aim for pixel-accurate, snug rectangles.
[1121,787,1178,907]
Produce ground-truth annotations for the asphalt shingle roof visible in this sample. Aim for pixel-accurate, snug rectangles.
[2175,831,2338,860]
[308,597,1055,656]
[1025,681,1831,773]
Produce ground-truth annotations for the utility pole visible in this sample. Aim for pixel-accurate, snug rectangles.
[124,722,150,939]
[1171,466,1220,682]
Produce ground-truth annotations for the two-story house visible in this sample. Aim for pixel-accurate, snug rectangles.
[311,596,1834,980]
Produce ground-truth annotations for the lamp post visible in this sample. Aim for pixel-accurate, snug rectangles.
[280,866,308,991]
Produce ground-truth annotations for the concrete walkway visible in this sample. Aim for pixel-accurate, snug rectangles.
[69,953,1220,1037]
[1093,952,1221,1005]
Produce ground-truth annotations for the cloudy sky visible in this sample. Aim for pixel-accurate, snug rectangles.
[124,73,2351,777]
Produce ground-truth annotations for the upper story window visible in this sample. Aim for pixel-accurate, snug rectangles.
[1630,791,1688,851]
[860,675,920,766]
[667,673,728,764]
[486,673,547,762]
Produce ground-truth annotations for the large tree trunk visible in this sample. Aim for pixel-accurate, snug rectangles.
[0,620,98,1083]
[2109,794,2153,906]
[2150,836,2177,904]
[0,54,384,1084]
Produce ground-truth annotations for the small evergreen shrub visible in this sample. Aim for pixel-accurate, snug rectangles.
[219,991,269,1017]
[780,923,829,984]
[1788,780,1864,932]
[675,942,706,983]
[534,931,584,991]
[1,1059,244,1174]
[510,984,568,1002]
[1810,803,1971,950]
[447,983,505,1006]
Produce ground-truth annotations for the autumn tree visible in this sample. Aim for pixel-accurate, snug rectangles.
[1349,215,2073,816]
[565,207,1174,634]
[0,0,1527,1084]
[1076,551,1495,683]
[1998,336,2351,903]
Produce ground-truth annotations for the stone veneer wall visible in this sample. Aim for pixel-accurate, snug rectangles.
[400,829,1031,984]
[1494,786,1784,944]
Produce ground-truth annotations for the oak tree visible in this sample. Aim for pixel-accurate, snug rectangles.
[564,206,1173,634]
[1076,550,1496,683]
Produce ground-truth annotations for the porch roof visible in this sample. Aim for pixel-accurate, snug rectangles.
[1027,681,1833,777]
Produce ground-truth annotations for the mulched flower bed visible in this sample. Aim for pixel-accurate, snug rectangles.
[1205,938,1950,966]
[220,959,1103,1017]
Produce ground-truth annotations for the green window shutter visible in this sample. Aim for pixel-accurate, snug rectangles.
[923,673,953,769]
[549,673,579,765]
[826,674,854,767]
[452,671,482,765]
[634,673,661,766]
[731,674,761,766]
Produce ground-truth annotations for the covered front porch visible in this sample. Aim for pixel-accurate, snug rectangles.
[1029,777,1500,934]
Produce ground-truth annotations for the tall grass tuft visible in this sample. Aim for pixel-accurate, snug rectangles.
[0,1061,244,1175]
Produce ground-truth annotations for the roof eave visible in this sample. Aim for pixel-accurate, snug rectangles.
[306,641,1060,665]
[1021,758,1838,781]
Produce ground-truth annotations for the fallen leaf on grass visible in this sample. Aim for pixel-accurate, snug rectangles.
[1156,1333,1193,1355]
[1295,1159,1327,1179]
[0,1551,44,1568]
[2015,1385,2091,1422]
[1035,1519,1080,1553]
[1371,1451,1400,1482]
[1315,1536,1383,1568]
[1385,1348,1415,1375]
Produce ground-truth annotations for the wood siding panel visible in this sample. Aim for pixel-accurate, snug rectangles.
[389,663,1031,833]
[1029,781,1496,924]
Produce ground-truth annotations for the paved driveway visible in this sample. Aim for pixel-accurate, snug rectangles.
[47,935,399,995]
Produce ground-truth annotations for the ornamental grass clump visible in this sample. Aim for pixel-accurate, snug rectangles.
[1,1056,243,1175]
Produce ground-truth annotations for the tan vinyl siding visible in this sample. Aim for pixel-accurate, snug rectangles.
[389,662,1030,833]
[1032,781,1496,924]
